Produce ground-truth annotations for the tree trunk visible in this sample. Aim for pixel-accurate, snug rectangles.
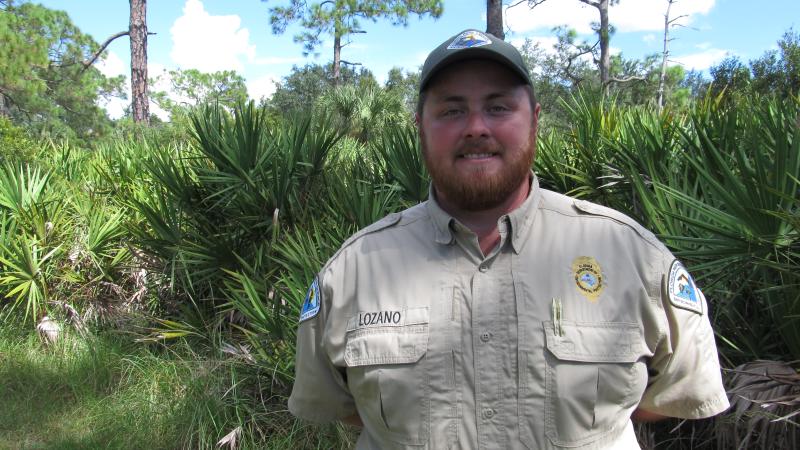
[598,0,610,94]
[486,0,504,40]
[130,0,149,123]
[0,93,9,118]
[658,0,675,112]
[333,33,342,86]
[578,0,611,94]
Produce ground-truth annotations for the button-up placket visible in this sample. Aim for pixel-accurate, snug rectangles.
[426,176,541,448]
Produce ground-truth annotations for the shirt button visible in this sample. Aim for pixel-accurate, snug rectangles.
[480,332,491,343]
[478,264,488,273]
[482,408,495,419]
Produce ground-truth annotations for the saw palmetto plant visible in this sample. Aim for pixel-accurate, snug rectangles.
[2,86,798,448]
[538,93,800,448]
[654,96,800,363]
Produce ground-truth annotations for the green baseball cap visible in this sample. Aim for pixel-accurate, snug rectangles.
[419,29,533,93]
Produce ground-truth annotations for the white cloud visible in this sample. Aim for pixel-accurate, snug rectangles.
[148,65,171,121]
[254,56,305,65]
[505,0,715,35]
[672,48,729,71]
[97,96,126,120]
[510,35,561,56]
[170,0,256,72]
[413,50,429,66]
[695,41,712,50]
[508,37,526,48]
[247,75,279,101]
[96,60,202,121]
[149,102,171,121]
[506,1,596,34]
[148,63,172,96]
[96,52,130,119]
[609,0,715,33]
[146,63,190,120]
[96,50,126,78]
[150,68,196,106]
[642,34,656,44]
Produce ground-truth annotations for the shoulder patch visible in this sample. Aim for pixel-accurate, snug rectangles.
[299,277,321,322]
[667,260,703,315]
[447,30,491,49]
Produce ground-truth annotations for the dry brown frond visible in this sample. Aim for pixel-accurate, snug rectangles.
[717,360,800,449]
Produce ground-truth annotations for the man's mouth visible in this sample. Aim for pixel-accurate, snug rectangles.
[459,152,498,159]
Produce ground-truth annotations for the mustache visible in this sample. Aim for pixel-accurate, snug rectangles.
[455,142,503,156]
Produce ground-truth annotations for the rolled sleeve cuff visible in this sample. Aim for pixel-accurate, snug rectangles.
[640,392,730,420]
[288,392,357,424]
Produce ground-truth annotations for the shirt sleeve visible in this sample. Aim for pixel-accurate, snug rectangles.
[288,274,356,423]
[638,258,730,419]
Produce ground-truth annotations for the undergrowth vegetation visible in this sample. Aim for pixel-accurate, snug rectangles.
[0,326,355,449]
[1,87,798,448]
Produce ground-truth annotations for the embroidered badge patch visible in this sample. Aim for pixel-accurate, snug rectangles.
[572,256,605,302]
[447,30,491,50]
[299,277,321,322]
[667,261,703,314]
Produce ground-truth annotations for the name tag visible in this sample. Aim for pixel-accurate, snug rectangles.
[346,307,429,331]
[358,310,402,326]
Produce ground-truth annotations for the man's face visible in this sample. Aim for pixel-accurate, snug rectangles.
[417,59,540,211]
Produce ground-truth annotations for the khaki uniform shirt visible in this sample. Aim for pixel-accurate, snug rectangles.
[289,176,729,449]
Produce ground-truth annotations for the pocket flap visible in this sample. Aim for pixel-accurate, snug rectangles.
[544,320,642,363]
[345,307,429,367]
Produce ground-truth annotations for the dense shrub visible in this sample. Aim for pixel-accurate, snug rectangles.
[2,91,798,448]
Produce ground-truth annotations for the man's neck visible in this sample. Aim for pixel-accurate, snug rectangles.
[435,177,531,256]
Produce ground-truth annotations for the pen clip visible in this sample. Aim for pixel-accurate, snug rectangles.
[552,298,563,337]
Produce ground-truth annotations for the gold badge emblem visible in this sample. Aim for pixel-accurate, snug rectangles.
[572,256,604,302]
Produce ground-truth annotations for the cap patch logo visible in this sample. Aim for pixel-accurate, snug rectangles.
[299,277,321,322]
[572,256,604,302]
[668,261,703,314]
[447,30,491,50]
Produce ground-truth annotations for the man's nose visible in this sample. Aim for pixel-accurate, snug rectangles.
[464,111,490,138]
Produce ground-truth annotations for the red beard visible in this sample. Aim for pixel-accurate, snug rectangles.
[423,137,535,211]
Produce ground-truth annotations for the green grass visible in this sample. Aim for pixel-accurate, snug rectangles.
[0,327,355,449]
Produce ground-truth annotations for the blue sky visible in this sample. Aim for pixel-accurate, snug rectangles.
[36,0,800,117]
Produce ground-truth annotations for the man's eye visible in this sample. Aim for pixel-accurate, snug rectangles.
[440,108,462,117]
[488,105,509,113]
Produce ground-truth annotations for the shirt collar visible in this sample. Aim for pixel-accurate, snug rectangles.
[426,172,543,253]
[426,185,456,245]
[507,174,541,254]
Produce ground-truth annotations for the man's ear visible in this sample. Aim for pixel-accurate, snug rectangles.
[416,115,425,141]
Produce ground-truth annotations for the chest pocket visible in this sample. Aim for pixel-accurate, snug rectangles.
[541,321,648,448]
[345,307,430,446]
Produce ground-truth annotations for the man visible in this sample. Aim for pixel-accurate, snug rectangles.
[289,29,729,449]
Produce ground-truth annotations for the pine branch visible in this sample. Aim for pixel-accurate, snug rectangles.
[0,87,32,119]
[577,0,600,8]
[81,30,157,74]
[83,31,129,70]
[606,75,646,85]
[506,0,549,9]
